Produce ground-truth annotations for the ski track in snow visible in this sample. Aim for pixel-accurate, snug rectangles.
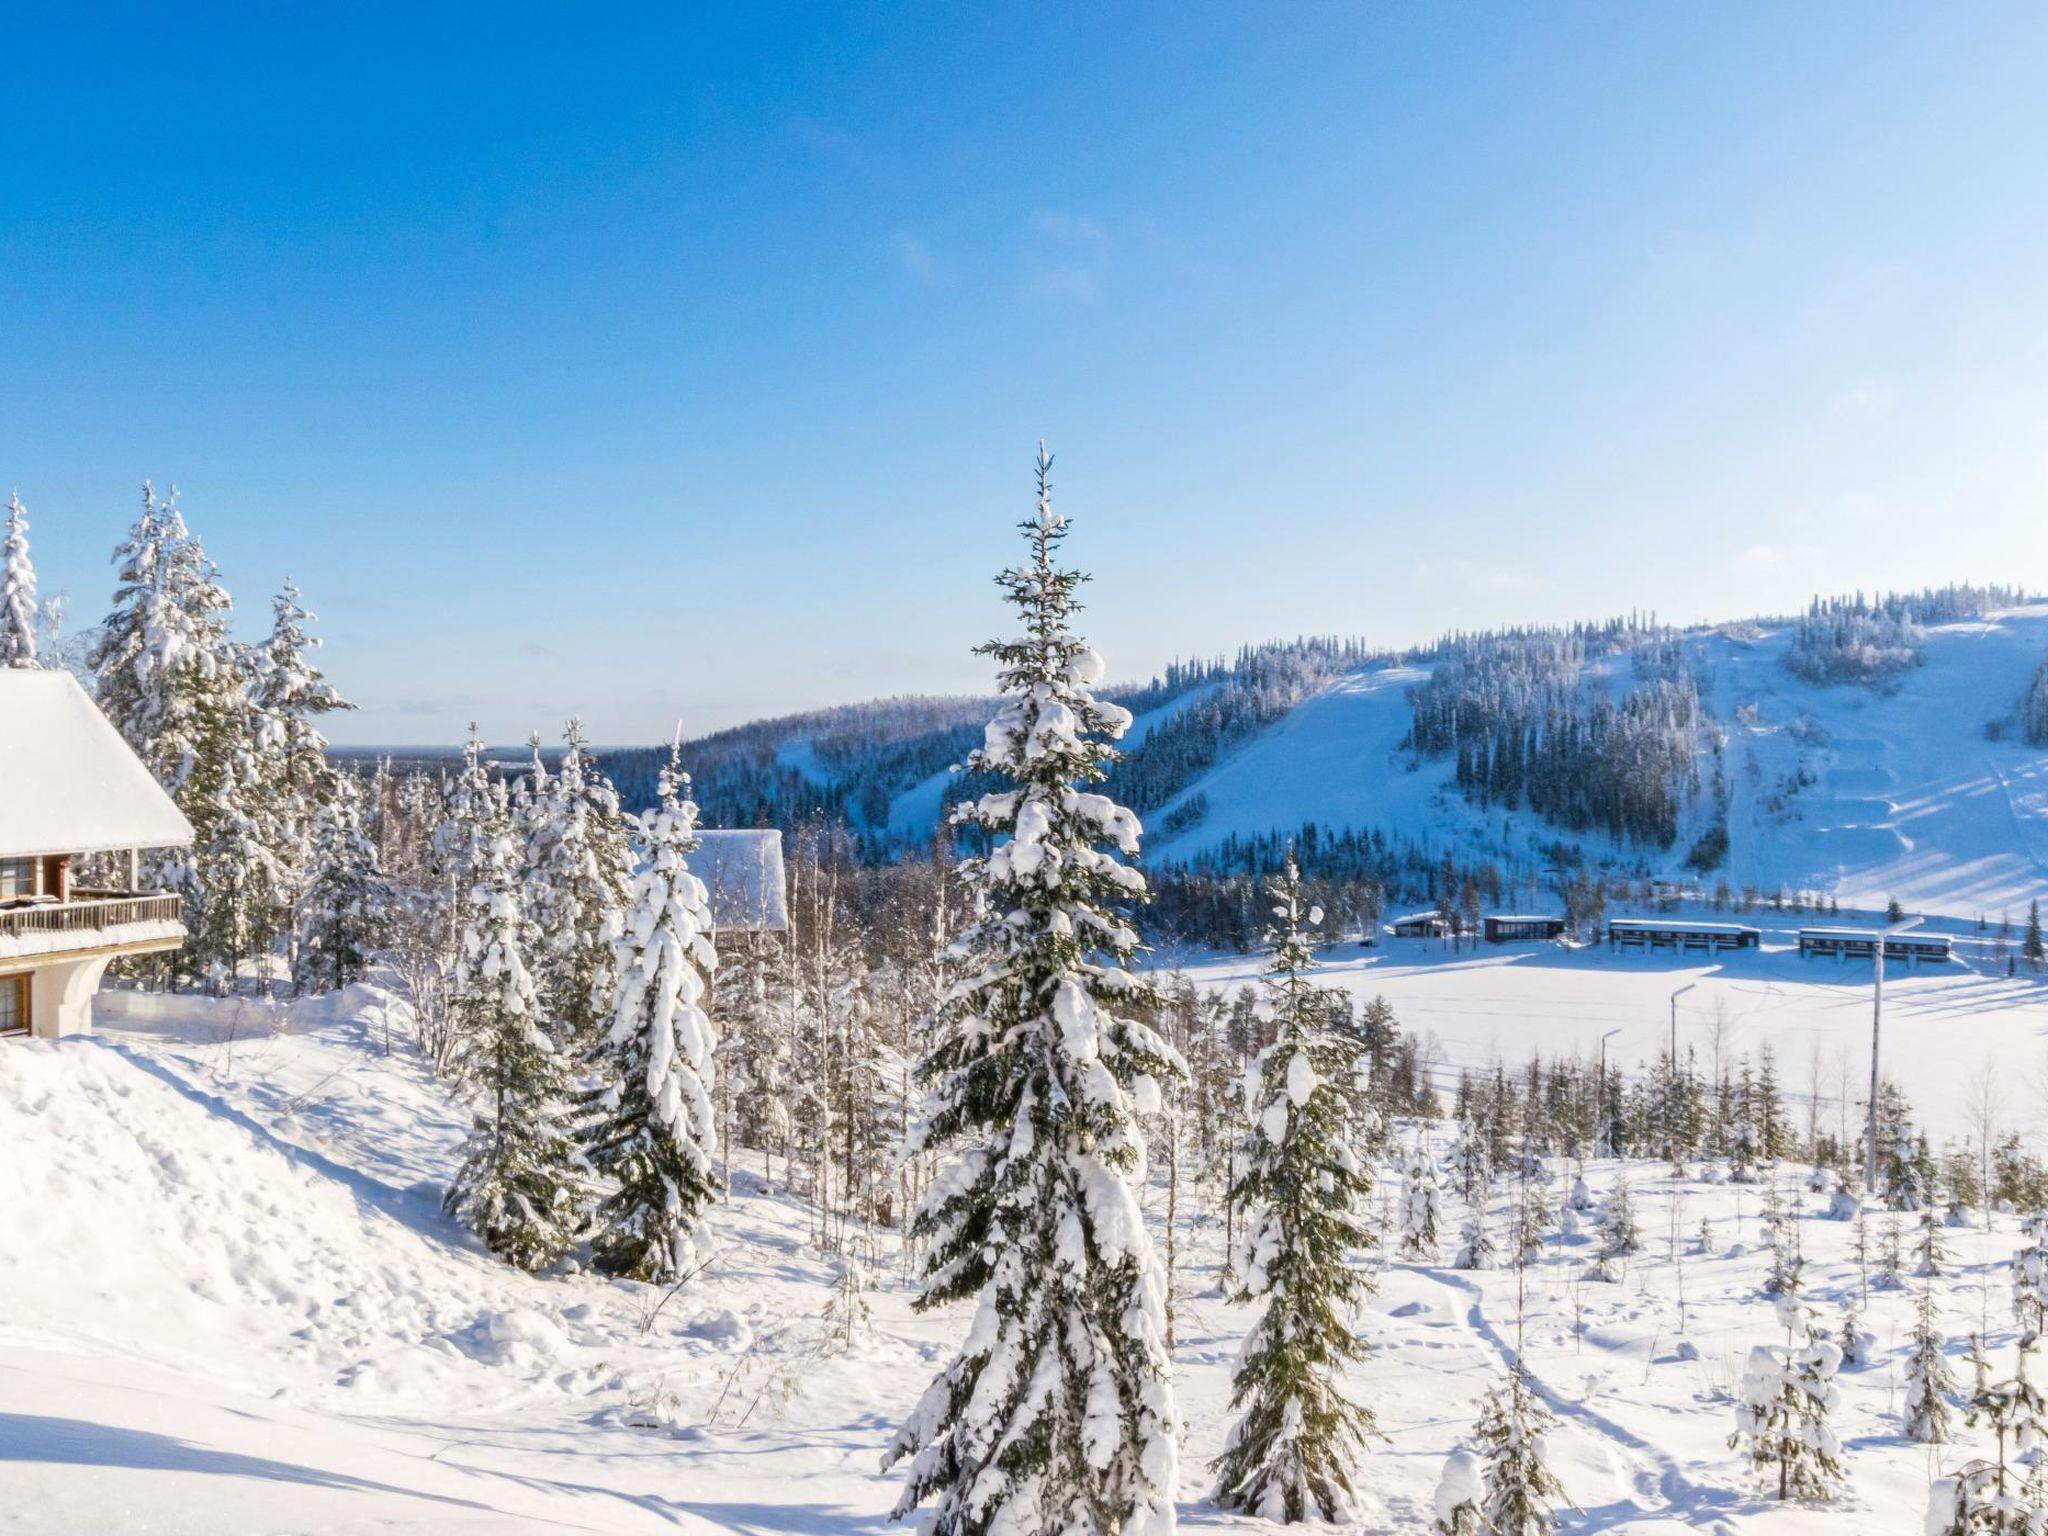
[1418,1265,1740,1531]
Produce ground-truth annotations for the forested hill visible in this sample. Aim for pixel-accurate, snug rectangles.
[343,584,2048,930]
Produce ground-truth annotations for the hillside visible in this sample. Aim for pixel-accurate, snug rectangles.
[541,598,2048,923]
[1147,605,2048,920]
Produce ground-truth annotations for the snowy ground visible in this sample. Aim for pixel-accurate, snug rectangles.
[8,977,2048,1532]
[1169,917,2048,1143]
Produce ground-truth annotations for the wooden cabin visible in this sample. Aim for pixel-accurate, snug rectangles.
[1607,918,1761,953]
[0,672,192,1037]
[1482,913,1565,943]
[1796,927,1953,964]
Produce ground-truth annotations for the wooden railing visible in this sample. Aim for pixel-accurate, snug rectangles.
[0,890,185,944]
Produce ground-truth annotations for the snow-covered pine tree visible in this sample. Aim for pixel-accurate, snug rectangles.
[1454,1179,1498,1271]
[433,726,496,901]
[1512,1156,1551,1264]
[1944,1335,2048,1533]
[1835,1296,1871,1369]
[1875,1212,1905,1292]
[584,739,720,1283]
[247,579,354,979]
[1918,1201,1953,1278]
[294,773,393,993]
[525,721,635,1059]
[88,484,248,985]
[885,450,1182,1536]
[1592,1172,1641,1281]
[1471,1362,1572,1536]
[1903,1283,1956,1444]
[1,490,38,667]
[1400,1143,1444,1261]
[1728,1298,1845,1503]
[1213,857,1379,1523]
[443,792,588,1271]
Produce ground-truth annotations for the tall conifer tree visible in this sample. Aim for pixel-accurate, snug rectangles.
[585,740,721,1282]
[1213,858,1379,1522]
[886,449,1182,1536]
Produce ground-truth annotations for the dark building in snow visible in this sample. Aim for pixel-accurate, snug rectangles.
[1796,927,1953,964]
[1607,918,1761,953]
[1482,914,1565,943]
[1386,910,1449,939]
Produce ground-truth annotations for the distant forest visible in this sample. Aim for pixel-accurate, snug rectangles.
[334,585,2041,950]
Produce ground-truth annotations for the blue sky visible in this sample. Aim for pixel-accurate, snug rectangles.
[4,5,2047,744]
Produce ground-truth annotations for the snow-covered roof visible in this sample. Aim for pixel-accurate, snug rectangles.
[1609,918,1760,934]
[1799,925,1949,944]
[1485,913,1561,923]
[0,671,193,859]
[690,829,789,934]
[1386,910,1446,927]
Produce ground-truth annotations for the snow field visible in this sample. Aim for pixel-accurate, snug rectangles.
[7,987,2048,1531]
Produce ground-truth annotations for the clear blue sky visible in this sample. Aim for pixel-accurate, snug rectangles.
[5,5,2047,745]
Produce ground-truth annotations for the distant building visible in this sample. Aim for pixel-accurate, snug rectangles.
[1483,913,1565,943]
[1607,918,1761,954]
[1387,910,1449,939]
[0,672,192,1037]
[1797,927,1953,964]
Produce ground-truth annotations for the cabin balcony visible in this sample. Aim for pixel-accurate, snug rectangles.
[0,890,187,1039]
[0,889,187,964]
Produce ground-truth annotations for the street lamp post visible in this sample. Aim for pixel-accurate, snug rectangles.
[1670,982,1697,1065]
[1866,911,1923,1194]
[1598,1027,1623,1159]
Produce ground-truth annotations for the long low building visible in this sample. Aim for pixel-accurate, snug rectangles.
[1607,917,1761,953]
[1797,927,1954,963]
[1483,914,1565,943]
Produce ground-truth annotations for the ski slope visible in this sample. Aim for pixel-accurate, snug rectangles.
[1144,608,2048,920]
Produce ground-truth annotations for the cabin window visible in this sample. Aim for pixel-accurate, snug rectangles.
[0,859,33,899]
[0,974,26,1036]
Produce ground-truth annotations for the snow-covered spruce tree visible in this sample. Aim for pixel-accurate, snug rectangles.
[584,740,720,1284]
[1454,1180,1498,1272]
[1592,1172,1641,1281]
[1213,857,1379,1523]
[1471,1361,1572,1536]
[525,721,635,1059]
[1,490,38,667]
[443,794,588,1271]
[1945,1335,2048,1534]
[1918,1201,1953,1278]
[88,484,247,983]
[1400,1143,1444,1261]
[294,773,394,993]
[884,452,1182,1536]
[1903,1283,1957,1445]
[1728,1298,1844,1503]
[248,579,353,979]
[1874,1212,1905,1292]
[1835,1296,1871,1369]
